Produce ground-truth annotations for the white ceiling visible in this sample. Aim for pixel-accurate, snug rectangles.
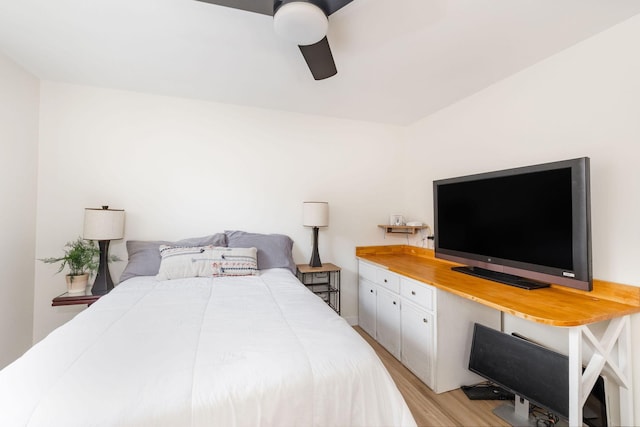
[0,0,639,125]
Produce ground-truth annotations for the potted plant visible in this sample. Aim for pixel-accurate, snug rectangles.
[40,237,102,294]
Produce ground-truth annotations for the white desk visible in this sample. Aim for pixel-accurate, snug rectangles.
[356,245,640,427]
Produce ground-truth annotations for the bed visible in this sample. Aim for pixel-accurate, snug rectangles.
[0,231,416,426]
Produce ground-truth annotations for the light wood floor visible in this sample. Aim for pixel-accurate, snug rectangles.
[355,326,510,427]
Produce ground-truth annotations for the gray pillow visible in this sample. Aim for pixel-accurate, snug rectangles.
[225,230,295,274]
[119,233,227,283]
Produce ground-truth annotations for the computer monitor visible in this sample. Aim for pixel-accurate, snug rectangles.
[468,323,607,426]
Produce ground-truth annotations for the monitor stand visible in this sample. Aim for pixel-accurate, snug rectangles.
[493,396,568,427]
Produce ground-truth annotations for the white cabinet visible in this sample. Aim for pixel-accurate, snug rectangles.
[357,259,500,393]
[358,278,377,338]
[375,268,400,293]
[376,286,401,359]
[401,300,434,387]
[399,276,436,387]
[400,276,433,310]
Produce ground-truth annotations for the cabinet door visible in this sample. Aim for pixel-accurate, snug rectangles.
[401,301,434,388]
[376,286,401,359]
[358,278,377,338]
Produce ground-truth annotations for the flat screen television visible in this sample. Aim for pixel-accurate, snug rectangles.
[433,157,592,291]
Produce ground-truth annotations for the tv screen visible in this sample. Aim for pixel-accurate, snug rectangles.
[433,157,592,291]
[468,323,569,420]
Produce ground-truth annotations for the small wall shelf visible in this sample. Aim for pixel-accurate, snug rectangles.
[378,225,429,235]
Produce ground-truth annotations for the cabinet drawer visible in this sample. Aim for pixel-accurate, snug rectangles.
[400,278,434,311]
[376,269,400,293]
[358,261,377,282]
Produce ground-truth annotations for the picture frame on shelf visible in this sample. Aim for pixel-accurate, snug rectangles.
[390,214,404,226]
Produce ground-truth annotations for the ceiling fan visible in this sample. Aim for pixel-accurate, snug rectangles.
[194,0,353,80]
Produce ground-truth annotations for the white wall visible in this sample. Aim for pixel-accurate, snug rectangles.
[33,81,409,341]
[403,15,640,426]
[0,52,39,368]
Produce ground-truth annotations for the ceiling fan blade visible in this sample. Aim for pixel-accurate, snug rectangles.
[194,0,275,16]
[195,0,354,16]
[298,37,337,80]
[321,0,353,16]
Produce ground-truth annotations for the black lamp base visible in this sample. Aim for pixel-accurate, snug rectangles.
[91,240,114,295]
[309,226,322,267]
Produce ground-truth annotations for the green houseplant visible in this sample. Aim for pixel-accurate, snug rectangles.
[40,237,103,294]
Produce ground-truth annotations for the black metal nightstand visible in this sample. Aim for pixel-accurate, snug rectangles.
[296,263,341,314]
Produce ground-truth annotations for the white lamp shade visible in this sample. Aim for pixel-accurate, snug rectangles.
[273,2,328,46]
[303,202,329,227]
[83,207,125,240]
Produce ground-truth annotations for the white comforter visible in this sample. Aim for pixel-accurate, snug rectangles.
[0,269,416,427]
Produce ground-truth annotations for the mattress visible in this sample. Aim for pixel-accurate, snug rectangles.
[0,268,416,426]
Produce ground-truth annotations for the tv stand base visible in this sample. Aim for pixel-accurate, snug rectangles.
[452,266,550,290]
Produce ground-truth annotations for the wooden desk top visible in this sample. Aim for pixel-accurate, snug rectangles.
[356,245,640,327]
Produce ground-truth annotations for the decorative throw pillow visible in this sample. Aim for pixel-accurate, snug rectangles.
[211,247,258,277]
[120,233,227,282]
[225,230,295,274]
[156,245,216,280]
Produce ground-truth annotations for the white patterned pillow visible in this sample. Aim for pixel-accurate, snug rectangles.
[211,247,258,277]
[156,245,215,280]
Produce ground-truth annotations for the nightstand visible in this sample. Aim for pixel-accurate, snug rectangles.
[51,288,106,307]
[296,263,341,314]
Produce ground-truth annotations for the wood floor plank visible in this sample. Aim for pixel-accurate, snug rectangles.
[355,326,510,427]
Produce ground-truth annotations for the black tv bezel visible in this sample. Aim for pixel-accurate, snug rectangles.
[433,157,592,291]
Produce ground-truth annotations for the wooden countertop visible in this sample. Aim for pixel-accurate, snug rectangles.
[356,245,640,327]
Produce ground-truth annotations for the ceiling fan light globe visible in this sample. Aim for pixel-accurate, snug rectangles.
[273,2,328,46]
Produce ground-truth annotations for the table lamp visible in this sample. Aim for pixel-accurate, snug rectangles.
[303,201,329,267]
[83,205,125,295]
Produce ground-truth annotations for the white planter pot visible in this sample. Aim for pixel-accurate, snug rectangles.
[66,273,89,294]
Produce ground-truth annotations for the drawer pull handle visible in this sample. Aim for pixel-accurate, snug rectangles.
[384,279,387,283]
[370,289,374,293]
[423,318,428,323]
[393,301,397,305]
[411,291,416,295]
